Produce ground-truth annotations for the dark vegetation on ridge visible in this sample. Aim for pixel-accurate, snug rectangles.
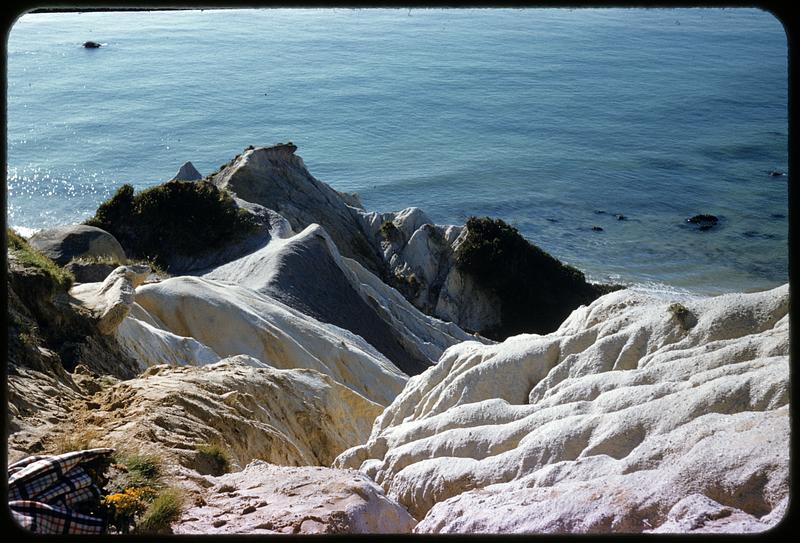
[455,217,620,340]
[84,181,258,270]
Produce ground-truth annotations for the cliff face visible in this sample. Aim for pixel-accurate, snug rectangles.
[333,285,790,533]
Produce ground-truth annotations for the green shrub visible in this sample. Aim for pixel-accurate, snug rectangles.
[7,228,75,291]
[668,302,693,329]
[112,452,163,488]
[84,181,258,270]
[380,220,401,242]
[134,487,183,535]
[195,442,230,476]
[455,217,615,339]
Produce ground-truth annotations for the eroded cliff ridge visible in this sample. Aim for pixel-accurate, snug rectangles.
[6,143,789,534]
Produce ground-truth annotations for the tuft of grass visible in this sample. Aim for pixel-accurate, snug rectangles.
[7,228,75,291]
[113,452,163,488]
[67,254,126,267]
[380,220,401,242]
[668,302,693,329]
[134,487,183,535]
[52,428,101,454]
[195,442,230,476]
[128,257,167,277]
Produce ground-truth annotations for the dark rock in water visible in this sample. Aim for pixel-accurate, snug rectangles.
[83,41,102,48]
[687,214,719,224]
[28,225,126,266]
[687,214,719,230]
[591,226,604,232]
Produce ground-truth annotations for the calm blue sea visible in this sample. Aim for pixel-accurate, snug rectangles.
[6,8,788,295]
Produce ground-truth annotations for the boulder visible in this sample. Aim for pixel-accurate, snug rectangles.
[334,285,789,533]
[170,161,203,182]
[173,461,416,534]
[27,224,126,266]
[70,265,150,335]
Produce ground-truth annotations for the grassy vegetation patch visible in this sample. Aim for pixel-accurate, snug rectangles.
[194,442,230,476]
[455,217,617,339]
[134,487,184,534]
[7,228,75,291]
[84,180,258,270]
[380,219,401,243]
[100,451,183,534]
[668,302,694,329]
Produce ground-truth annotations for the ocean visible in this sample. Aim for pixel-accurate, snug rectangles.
[6,7,789,295]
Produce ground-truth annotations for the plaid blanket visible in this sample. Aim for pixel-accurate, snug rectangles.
[8,448,114,534]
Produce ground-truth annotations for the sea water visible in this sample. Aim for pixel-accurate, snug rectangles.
[6,8,789,295]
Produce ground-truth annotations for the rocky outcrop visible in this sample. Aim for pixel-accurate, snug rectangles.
[83,181,260,273]
[209,144,385,275]
[202,219,484,375]
[61,358,385,469]
[70,265,150,334]
[361,208,503,333]
[115,275,408,406]
[170,161,202,182]
[334,285,789,533]
[27,224,126,266]
[361,210,612,337]
[173,461,416,534]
